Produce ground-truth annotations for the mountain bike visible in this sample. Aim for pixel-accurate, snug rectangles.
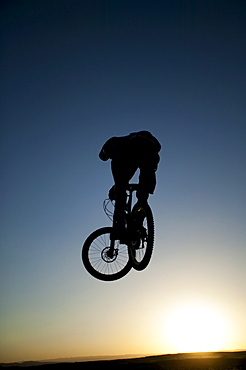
[82,184,154,281]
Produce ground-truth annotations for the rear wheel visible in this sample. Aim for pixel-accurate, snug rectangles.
[82,227,132,281]
[129,204,154,271]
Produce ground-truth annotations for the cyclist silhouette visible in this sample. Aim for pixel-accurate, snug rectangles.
[99,131,161,239]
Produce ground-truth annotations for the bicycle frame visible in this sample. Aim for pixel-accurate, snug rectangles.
[82,182,154,280]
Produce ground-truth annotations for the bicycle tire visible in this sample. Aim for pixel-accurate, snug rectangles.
[82,227,132,281]
[129,203,154,271]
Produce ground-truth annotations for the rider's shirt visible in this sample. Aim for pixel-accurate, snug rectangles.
[99,131,161,164]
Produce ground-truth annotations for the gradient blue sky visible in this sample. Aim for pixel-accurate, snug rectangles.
[1,0,246,363]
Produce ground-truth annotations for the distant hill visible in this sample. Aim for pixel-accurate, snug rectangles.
[1,351,246,369]
[0,354,143,367]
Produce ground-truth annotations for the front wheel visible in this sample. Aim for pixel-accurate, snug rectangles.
[129,204,154,271]
[82,227,132,281]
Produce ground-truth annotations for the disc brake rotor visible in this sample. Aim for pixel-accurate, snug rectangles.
[101,247,118,262]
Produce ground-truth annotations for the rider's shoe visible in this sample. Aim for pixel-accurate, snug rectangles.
[117,228,129,244]
[111,213,127,242]
[111,222,126,242]
[112,232,128,245]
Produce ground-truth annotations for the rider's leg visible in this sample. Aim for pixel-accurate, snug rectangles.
[137,151,159,201]
[132,165,156,232]
[111,159,137,238]
[137,166,156,203]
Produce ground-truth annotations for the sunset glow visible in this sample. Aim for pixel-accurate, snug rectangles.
[164,303,228,353]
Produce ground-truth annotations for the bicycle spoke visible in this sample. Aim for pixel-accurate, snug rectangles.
[82,227,132,280]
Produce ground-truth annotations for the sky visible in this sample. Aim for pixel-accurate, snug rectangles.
[1,0,246,363]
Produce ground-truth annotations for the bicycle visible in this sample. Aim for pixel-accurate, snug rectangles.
[82,184,155,281]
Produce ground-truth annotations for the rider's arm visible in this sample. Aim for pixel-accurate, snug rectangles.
[99,137,117,161]
[99,147,109,161]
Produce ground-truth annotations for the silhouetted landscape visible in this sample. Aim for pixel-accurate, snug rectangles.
[1,351,246,369]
